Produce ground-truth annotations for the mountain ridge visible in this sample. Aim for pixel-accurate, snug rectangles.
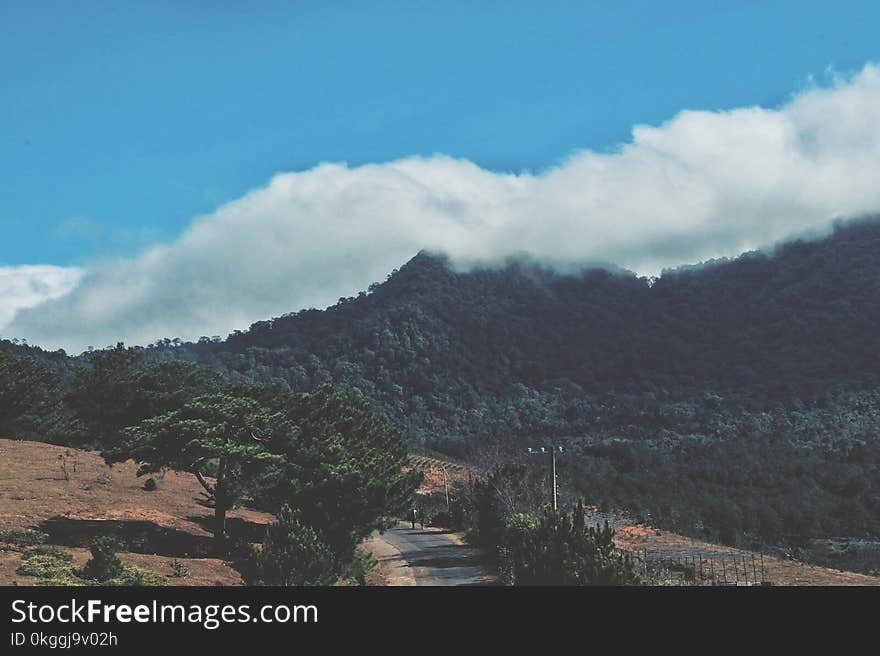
[6,216,880,446]
[112,216,880,448]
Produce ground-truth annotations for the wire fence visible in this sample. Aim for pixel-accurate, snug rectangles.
[624,547,770,586]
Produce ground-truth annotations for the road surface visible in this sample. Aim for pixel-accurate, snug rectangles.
[365,525,490,586]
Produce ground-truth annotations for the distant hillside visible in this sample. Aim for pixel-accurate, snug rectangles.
[140,217,880,448]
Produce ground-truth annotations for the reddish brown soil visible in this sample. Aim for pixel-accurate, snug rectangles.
[0,439,273,586]
[405,455,468,495]
[615,523,880,586]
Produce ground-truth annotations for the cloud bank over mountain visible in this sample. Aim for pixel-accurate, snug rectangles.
[0,266,83,336]
[5,65,880,353]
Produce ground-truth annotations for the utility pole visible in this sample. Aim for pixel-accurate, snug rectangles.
[527,446,564,511]
[440,464,450,510]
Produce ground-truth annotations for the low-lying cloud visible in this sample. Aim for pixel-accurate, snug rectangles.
[6,65,880,354]
[0,266,83,333]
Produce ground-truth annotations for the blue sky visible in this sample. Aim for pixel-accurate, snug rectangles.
[3,1,878,267]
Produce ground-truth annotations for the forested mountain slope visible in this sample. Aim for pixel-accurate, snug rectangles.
[144,217,880,449]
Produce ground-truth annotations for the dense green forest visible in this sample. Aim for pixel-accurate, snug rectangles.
[148,217,880,440]
[3,217,879,571]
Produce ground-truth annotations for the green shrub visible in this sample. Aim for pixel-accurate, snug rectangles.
[16,550,82,585]
[169,559,190,578]
[501,503,640,586]
[428,510,453,528]
[0,529,49,548]
[247,506,338,586]
[22,545,74,561]
[343,549,376,586]
[496,545,515,586]
[109,567,164,586]
[81,537,124,582]
[16,544,162,586]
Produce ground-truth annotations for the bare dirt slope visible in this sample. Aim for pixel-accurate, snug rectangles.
[615,525,880,586]
[405,455,468,495]
[0,439,273,586]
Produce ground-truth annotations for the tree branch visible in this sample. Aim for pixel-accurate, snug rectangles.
[191,457,215,496]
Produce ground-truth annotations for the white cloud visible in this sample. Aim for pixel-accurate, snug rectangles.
[0,266,83,334]
[6,64,880,353]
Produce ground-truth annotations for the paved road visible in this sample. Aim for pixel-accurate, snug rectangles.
[368,525,489,586]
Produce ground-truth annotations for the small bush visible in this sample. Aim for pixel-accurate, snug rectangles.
[81,537,124,582]
[16,545,162,586]
[142,478,158,491]
[111,567,164,586]
[501,504,640,586]
[428,510,453,528]
[169,559,190,578]
[247,506,338,586]
[17,551,82,585]
[22,545,73,560]
[0,529,49,548]
[496,545,515,586]
[343,549,377,586]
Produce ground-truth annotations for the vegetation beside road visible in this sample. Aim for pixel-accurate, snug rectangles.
[408,462,638,585]
[0,345,421,586]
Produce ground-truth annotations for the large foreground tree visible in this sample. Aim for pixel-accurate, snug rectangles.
[108,393,288,548]
[247,385,422,559]
[111,385,419,560]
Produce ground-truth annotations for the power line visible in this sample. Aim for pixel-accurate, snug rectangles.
[527,445,564,511]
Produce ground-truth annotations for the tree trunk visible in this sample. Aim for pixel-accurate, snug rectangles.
[214,457,228,553]
[214,502,227,552]
[190,456,228,553]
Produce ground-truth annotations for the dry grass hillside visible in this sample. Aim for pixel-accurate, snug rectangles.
[0,439,273,586]
[406,455,468,495]
[614,524,880,586]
